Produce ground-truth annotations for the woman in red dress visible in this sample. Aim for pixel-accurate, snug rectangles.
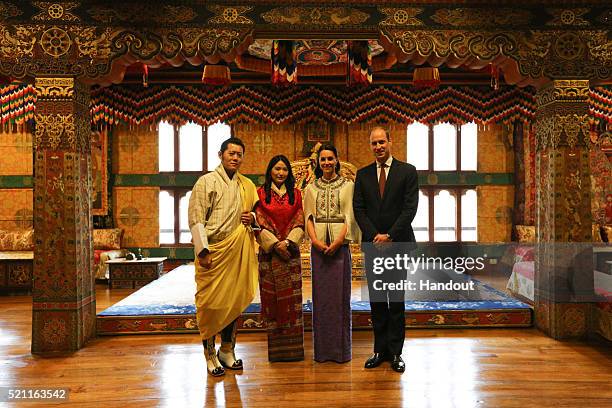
[256,155,305,361]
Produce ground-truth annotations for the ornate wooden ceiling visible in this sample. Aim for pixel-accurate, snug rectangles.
[0,1,608,86]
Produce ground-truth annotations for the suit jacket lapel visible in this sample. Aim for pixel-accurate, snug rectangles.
[368,163,382,203]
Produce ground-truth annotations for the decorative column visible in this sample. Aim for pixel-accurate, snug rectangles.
[32,77,95,353]
[534,79,594,339]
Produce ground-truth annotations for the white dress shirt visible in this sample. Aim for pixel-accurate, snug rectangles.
[376,156,393,179]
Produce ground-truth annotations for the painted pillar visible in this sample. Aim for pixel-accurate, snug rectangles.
[32,77,95,353]
[534,79,594,339]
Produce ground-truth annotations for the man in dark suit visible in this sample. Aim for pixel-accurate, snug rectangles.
[353,126,419,373]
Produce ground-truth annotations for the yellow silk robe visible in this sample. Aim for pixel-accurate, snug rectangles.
[188,165,259,339]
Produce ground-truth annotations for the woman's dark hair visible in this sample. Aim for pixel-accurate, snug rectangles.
[263,155,296,205]
[220,137,245,154]
[314,144,341,179]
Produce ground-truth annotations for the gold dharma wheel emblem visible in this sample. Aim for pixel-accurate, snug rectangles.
[560,10,575,25]
[223,8,238,23]
[554,32,583,60]
[119,206,140,227]
[394,10,410,25]
[47,4,64,19]
[40,27,71,57]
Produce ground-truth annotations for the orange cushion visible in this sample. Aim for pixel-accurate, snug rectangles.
[93,228,123,250]
[0,229,34,251]
[516,225,536,243]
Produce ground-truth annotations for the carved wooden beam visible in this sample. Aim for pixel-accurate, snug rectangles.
[0,2,608,84]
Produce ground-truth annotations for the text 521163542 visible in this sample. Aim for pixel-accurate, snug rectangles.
[0,387,69,401]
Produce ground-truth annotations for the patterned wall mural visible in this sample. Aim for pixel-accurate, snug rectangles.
[112,126,158,174]
[0,132,32,175]
[476,123,514,242]
[477,185,514,243]
[113,187,159,248]
[478,123,514,173]
[0,188,33,230]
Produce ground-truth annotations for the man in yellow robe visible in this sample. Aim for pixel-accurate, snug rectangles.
[188,137,259,377]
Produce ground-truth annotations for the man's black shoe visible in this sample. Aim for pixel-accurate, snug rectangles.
[364,353,386,369]
[390,355,405,373]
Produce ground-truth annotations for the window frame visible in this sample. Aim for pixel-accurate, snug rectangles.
[159,122,208,175]
[159,187,193,247]
[159,122,232,247]
[411,123,477,243]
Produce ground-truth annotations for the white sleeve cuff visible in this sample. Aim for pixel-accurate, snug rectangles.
[190,223,209,257]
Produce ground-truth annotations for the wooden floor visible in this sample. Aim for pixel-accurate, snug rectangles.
[1,287,610,407]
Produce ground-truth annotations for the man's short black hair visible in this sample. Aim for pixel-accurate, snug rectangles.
[220,137,245,154]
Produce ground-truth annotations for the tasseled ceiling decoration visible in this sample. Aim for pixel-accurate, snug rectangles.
[142,64,149,88]
[413,67,441,88]
[90,85,541,127]
[272,40,297,86]
[348,41,372,86]
[0,83,36,132]
[202,64,231,86]
[489,63,500,91]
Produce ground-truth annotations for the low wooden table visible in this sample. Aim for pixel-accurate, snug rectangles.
[0,251,34,293]
[106,257,167,289]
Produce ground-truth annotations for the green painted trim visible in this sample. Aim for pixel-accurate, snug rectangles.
[112,172,513,188]
[418,172,513,186]
[128,247,195,260]
[0,176,33,189]
[0,172,512,190]
[112,173,266,187]
[112,174,199,187]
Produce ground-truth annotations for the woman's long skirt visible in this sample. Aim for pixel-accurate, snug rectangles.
[259,252,304,362]
[311,245,352,363]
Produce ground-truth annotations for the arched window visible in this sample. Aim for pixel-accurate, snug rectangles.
[407,122,428,171]
[460,122,477,171]
[206,122,232,171]
[434,190,457,242]
[433,123,456,171]
[413,190,429,242]
[158,121,231,245]
[461,189,478,241]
